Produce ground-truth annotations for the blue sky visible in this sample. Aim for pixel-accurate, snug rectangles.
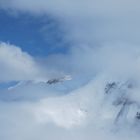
[0,10,69,56]
[0,9,69,89]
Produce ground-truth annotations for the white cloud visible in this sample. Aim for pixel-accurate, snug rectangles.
[0,42,41,82]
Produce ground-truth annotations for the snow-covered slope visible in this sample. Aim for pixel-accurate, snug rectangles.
[1,75,140,130]
[30,78,140,128]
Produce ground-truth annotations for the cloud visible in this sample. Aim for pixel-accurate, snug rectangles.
[1,41,140,140]
[0,0,140,17]
[1,77,140,140]
[1,0,140,45]
[1,0,140,140]
[0,42,41,82]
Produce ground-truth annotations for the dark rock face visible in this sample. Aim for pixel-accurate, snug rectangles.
[104,80,140,124]
[47,79,61,84]
[136,112,140,120]
[105,82,118,94]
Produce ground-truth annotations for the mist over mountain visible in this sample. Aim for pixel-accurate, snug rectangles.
[0,0,140,140]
